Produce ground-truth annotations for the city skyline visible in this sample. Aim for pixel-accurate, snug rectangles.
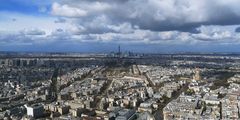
[1,0,240,52]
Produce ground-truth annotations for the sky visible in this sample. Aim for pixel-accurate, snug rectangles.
[1,0,240,53]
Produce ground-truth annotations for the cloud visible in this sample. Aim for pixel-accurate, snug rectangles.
[235,27,240,32]
[12,18,17,22]
[51,2,87,17]
[51,1,111,17]
[0,25,240,50]
[191,26,235,42]
[51,0,240,33]
[0,32,33,45]
[65,15,135,35]
[2,0,240,52]
[0,11,68,34]
[20,28,46,35]
[192,32,232,41]
[54,17,66,23]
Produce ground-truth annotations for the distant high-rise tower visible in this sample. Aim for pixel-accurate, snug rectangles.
[193,68,201,81]
[118,45,121,53]
[118,45,121,58]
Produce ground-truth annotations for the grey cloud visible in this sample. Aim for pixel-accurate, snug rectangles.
[50,28,72,42]
[12,18,17,22]
[52,0,240,33]
[235,27,240,32]
[51,2,88,17]
[0,33,34,45]
[191,30,233,41]
[21,28,46,35]
[69,16,135,35]
[0,29,73,46]
[0,26,239,47]
[54,18,66,23]
[51,28,68,36]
